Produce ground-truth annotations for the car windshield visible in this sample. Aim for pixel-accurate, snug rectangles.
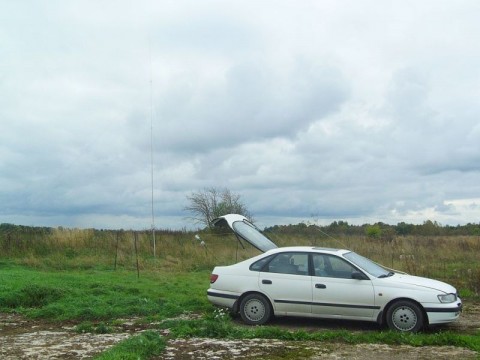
[344,251,390,278]
[232,220,277,252]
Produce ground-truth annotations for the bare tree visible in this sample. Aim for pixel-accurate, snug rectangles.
[184,187,253,228]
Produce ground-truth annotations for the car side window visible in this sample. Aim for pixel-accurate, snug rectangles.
[266,253,309,275]
[313,254,358,279]
[250,255,274,271]
[312,254,328,277]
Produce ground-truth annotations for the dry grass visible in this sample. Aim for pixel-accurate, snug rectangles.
[1,228,479,295]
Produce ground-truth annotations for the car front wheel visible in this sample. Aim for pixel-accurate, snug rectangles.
[386,300,424,332]
[239,293,271,325]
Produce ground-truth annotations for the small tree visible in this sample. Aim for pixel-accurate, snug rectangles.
[184,187,253,228]
[366,224,382,239]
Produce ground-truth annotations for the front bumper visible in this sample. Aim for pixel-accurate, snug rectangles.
[425,301,462,325]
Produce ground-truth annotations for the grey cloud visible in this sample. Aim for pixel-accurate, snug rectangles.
[364,68,479,180]
[2,1,480,229]
[153,60,349,153]
[152,16,257,55]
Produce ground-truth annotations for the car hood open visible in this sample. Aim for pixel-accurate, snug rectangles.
[212,214,278,252]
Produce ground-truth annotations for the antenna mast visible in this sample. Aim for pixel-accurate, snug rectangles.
[149,40,156,258]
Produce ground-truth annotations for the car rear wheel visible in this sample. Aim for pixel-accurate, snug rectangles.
[239,293,271,325]
[386,300,424,332]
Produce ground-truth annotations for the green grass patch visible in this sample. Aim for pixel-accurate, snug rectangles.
[0,263,211,321]
[94,330,166,360]
[1,284,65,308]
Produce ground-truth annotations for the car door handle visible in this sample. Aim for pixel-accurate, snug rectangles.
[315,284,326,289]
[262,280,272,285]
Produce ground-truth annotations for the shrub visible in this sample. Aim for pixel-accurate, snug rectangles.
[0,284,65,308]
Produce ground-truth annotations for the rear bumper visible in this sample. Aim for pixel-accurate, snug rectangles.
[207,290,239,309]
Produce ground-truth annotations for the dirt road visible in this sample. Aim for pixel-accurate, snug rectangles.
[1,302,478,359]
[158,303,480,360]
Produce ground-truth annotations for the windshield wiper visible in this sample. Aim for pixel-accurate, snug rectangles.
[378,271,395,278]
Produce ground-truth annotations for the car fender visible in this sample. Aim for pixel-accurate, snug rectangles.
[233,289,275,314]
[381,297,428,324]
[372,281,443,307]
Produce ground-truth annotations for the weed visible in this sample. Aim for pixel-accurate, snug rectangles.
[94,330,166,360]
[75,321,112,334]
[211,307,229,322]
[95,322,112,334]
[75,321,94,333]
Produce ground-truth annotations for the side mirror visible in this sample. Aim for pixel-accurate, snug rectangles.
[351,271,368,280]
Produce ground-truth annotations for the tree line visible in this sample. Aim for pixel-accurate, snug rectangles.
[264,220,480,238]
[2,187,479,238]
[183,188,480,237]
[2,219,478,239]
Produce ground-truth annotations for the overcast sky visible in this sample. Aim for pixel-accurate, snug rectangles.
[1,1,480,230]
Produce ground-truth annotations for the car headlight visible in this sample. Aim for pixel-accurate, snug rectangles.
[438,293,457,303]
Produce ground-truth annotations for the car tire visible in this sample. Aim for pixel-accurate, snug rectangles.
[386,300,424,332]
[239,293,271,325]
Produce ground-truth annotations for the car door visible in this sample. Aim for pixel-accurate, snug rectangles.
[311,254,376,319]
[258,252,312,315]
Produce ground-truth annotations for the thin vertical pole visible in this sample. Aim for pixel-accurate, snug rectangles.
[149,40,156,259]
[114,231,119,270]
[134,232,140,279]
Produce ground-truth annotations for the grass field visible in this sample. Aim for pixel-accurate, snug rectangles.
[1,227,479,358]
[0,262,210,321]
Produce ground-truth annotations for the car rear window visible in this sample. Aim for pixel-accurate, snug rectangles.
[232,221,278,252]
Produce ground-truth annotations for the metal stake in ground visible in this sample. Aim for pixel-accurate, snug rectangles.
[134,232,140,279]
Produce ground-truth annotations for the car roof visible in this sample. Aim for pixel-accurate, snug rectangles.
[265,246,351,256]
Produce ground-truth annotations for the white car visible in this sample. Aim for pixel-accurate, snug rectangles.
[207,214,462,332]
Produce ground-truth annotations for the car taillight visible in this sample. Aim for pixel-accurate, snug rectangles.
[210,274,219,283]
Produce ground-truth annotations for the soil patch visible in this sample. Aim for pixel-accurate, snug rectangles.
[157,338,477,359]
[1,301,479,359]
[0,313,132,359]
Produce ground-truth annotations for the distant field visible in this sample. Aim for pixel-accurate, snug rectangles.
[1,226,478,296]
